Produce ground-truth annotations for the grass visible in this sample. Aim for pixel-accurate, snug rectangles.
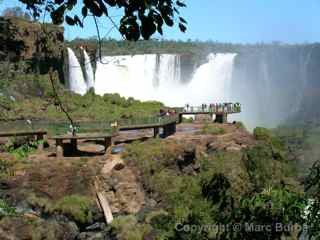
[27,194,94,225]
[201,123,225,135]
[254,127,284,151]
[0,159,15,179]
[0,74,164,125]
[111,215,152,240]
[0,199,17,218]
[234,121,246,130]
[54,195,94,224]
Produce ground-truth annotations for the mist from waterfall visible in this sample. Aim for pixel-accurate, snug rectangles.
[83,50,95,91]
[67,48,87,95]
[67,47,314,130]
[94,53,237,107]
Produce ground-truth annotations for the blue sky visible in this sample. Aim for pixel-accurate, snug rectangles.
[1,0,320,43]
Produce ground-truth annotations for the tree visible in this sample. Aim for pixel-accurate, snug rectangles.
[18,0,187,41]
[305,160,320,238]
[2,6,31,20]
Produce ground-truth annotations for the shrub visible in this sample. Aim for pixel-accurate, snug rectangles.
[5,138,41,160]
[111,215,152,240]
[201,124,225,135]
[0,159,15,179]
[253,127,284,151]
[0,199,17,218]
[234,121,246,130]
[53,195,93,225]
[233,187,306,240]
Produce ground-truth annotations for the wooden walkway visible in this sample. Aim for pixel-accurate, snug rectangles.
[0,102,241,157]
[0,130,47,150]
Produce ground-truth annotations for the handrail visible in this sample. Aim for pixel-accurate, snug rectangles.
[177,103,241,114]
[0,102,241,135]
[0,116,178,135]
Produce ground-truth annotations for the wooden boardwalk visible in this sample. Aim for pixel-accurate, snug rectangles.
[0,103,241,157]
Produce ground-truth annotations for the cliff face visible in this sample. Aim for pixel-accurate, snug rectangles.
[0,17,65,81]
[0,16,64,61]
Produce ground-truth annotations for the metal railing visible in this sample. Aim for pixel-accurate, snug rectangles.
[180,103,241,114]
[0,116,178,136]
[117,115,178,128]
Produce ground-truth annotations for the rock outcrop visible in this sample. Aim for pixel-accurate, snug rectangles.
[0,16,65,80]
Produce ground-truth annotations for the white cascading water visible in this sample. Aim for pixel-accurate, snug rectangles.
[187,53,237,105]
[94,53,236,107]
[68,49,315,130]
[67,48,87,95]
[83,49,95,91]
[95,55,157,100]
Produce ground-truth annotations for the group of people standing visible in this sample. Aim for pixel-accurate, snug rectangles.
[184,102,241,113]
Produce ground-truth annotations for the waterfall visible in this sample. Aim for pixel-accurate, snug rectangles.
[67,47,317,129]
[83,49,95,91]
[95,55,158,100]
[187,53,237,105]
[94,53,236,107]
[67,48,87,96]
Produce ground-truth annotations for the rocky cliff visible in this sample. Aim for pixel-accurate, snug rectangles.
[0,16,65,80]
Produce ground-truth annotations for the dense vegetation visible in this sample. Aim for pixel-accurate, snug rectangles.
[118,126,320,239]
[69,38,320,61]
[0,64,164,127]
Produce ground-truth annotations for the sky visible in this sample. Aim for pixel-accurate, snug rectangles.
[1,0,320,43]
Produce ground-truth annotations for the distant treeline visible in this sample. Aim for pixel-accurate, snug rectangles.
[68,38,320,57]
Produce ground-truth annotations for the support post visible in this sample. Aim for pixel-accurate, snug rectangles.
[36,134,44,151]
[71,139,77,153]
[215,113,228,124]
[154,127,159,138]
[172,123,176,134]
[104,137,112,153]
[162,126,168,138]
[56,139,63,158]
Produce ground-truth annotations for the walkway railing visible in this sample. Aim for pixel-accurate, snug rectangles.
[0,116,178,136]
[179,103,241,114]
[117,115,177,128]
[0,103,241,135]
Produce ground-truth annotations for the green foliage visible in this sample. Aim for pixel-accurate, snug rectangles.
[243,145,277,191]
[53,195,93,225]
[29,194,94,225]
[5,138,41,160]
[181,117,194,123]
[232,187,306,240]
[0,159,14,179]
[0,73,164,125]
[123,137,308,239]
[0,199,17,218]
[111,215,152,240]
[305,160,320,238]
[19,0,187,41]
[254,127,284,151]
[235,121,246,130]
[201,123,225,135]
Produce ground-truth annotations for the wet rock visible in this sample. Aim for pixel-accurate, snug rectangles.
[85,222,106,231]
[146,198,157,208]
[192,163,201,171]
[113,163,125,171]
[77,232,104,240]
[0,217,79,240]
[225,143,242,151]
